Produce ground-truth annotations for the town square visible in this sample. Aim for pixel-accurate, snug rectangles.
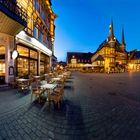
[1,72,140,140]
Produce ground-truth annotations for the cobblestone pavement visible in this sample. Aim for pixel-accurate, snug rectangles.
[1,72,140,140]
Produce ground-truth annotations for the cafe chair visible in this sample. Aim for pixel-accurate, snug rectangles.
[48,86,64,109]
[17,80,30,93]
[30,82,45,103]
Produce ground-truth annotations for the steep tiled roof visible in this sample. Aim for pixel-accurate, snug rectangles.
[96,38,125,53]
[95,55,104,61]
[67,52,93,63]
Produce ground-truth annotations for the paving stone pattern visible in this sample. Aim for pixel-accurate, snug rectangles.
[0,72,140,140]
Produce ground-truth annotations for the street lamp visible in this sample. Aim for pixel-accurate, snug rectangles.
[12,50,18,80]
[12,50,18,60]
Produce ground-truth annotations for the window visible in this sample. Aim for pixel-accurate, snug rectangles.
[40,53,49,74]
[17,58,29,78]
[0,60,5,75]
[33,26,38,39]
[38,31,43,42]
[40,53,46,61]
[30,50,37,59]
[36,0,39,12]
[17,45,29,57]
[0,45,5,55]
[41,10,45,20]
[17,45,38,77]
[40,61,45,74]
[30,60,37,75]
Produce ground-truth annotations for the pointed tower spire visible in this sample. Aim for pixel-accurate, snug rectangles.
[122,27,126,45]
[109,20,114,40]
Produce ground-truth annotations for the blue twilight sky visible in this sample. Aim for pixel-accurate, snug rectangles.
[52,0,140,61]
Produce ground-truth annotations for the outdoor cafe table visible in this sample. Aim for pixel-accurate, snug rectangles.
[17,78,29,82]
[40,83,57,111]
[40,83,57,91]
[16,78,30,92]
[33,76,40,79]
[58,74,64,78]
[51,77,61,82]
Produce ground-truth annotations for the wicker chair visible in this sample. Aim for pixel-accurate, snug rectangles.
[48,86,64,109]
[31,82,45,103]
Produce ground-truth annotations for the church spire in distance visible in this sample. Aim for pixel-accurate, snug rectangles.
[122,27,126,45]
[109,19,115,41]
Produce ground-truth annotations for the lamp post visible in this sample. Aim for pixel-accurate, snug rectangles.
[12,50,18,79]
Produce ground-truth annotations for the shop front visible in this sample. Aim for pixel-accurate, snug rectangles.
[16,45,38,78]
[15,31,52,78]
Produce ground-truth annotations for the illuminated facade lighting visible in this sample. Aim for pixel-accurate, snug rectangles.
[0,0,56,84]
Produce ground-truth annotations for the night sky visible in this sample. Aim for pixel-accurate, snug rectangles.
[52,0,140,61]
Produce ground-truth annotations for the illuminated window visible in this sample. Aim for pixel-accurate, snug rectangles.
[0,45,5,55]
[30,60,37,75]
[17,45,29,57]
[17,58,29,77]
[40,53,46,61]
[0,60,5,75]
[30,50,37,59]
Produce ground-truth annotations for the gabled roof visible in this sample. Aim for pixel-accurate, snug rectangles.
[95,55,104,61]
[67,52,93,63]
[96,38,121,53]
[96,40,109,52]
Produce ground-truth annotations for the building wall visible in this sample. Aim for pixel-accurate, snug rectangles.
[15,0,56,77]
[16,0,55,51]
[0,33,15,83]
[128,59,140,71]
[91,45,127,72]
[0,0,56,83]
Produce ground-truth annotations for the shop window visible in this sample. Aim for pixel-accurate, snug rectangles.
[0,45,5,55]
[17,45,29,57]
[40,53,46,61]
[40,61,45,74]
[30,60,37,75]
[17,58,29,78]
[0,60,5,76]
[30,50,37,59]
